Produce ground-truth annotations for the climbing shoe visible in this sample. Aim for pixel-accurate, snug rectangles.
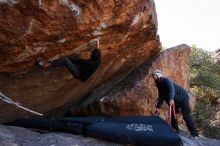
[35,57,47,68]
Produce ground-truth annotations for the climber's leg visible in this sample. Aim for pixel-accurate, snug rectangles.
[62,57,81,79]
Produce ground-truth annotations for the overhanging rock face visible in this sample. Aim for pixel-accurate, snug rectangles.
[0,0,160,73]
[0,0,160,122]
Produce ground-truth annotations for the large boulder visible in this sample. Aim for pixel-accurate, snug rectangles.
[71,44,193,121]
[0,0,160,122]
[0,0,160,73]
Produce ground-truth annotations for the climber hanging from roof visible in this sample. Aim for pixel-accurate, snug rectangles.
[35,40,101,82]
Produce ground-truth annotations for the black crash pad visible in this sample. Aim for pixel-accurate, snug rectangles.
[6,116,183,146]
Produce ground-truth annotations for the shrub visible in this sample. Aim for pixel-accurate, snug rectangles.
[190,45,220,138]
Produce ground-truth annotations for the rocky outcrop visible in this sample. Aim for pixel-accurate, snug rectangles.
[0,0,159,73]
[212,48,220,64]
[0,0,160,122]
[0,124,122,146]
[71,44,193,121]
[1,124,220,146]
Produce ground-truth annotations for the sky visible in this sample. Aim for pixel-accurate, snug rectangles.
[154,0,220,52]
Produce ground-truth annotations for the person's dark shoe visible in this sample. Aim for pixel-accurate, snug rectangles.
[188,133,199,140]
[35,57,46,68]
[191,133,199,137]
[190,136,199,140]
